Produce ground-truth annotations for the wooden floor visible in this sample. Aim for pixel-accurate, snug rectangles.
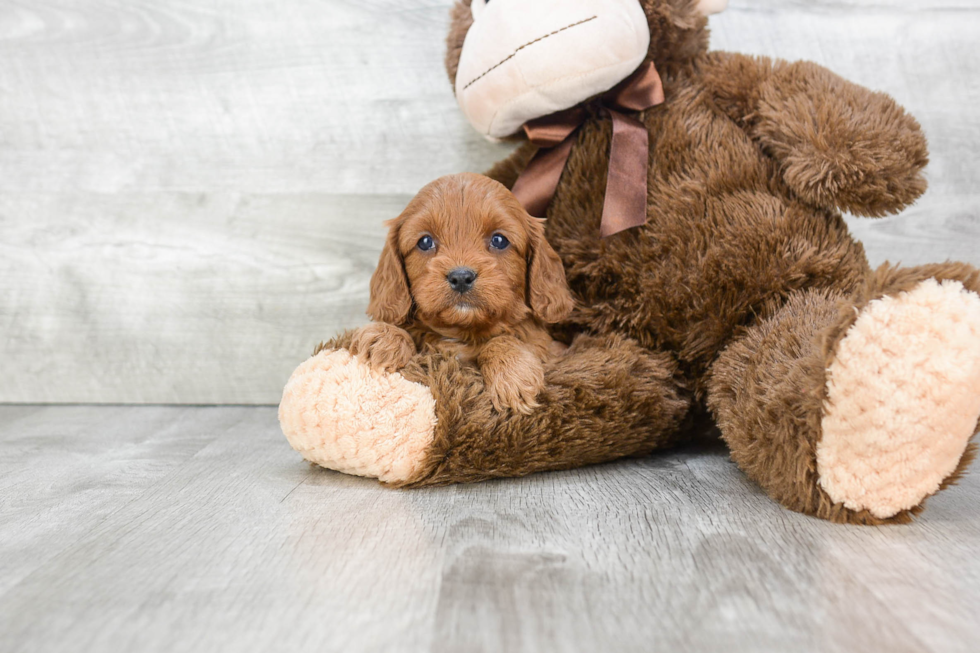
[1,405,978,653]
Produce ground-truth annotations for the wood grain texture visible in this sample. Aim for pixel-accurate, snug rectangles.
[0,193,406,402]
[1,0,979,403]
[1,405,979,653]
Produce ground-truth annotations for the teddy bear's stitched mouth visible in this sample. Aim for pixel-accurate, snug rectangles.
[460,15,598,92]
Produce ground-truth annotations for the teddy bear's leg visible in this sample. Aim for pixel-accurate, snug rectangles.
[707,264,980,524]
[281,332,692,487]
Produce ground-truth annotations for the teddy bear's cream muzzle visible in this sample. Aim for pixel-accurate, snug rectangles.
[455,0,652,139]
[455,0,728,140]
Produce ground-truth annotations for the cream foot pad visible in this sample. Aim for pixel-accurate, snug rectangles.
[818,279,980,518]
[279,349,437,484]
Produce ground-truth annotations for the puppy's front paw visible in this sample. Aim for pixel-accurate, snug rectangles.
[349,322,415,373]
[485,353,545,415]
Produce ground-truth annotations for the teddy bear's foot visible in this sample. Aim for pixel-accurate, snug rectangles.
[279,349,437,484]
[280,333,691,488]
[817,279,980,519]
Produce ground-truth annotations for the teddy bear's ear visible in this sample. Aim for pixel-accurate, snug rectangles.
[695,0,728,15]
[470,0,487,19]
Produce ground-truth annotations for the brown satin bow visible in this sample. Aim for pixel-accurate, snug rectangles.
[510,61,665,238]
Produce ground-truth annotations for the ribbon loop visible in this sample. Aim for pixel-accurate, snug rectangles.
[522,106,588,148]
[510,61,664,238]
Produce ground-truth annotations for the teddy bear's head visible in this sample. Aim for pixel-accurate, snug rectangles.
[446,0,725,139]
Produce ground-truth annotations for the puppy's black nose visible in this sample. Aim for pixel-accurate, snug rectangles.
[447,267,477,293]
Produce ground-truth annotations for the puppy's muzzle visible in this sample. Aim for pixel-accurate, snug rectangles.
[447,267,477,294]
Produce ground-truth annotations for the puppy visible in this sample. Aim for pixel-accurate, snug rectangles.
[349,173,574,413]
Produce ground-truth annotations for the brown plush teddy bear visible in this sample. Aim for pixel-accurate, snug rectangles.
[279,0,980,525]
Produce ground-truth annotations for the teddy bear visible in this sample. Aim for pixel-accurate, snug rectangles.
[279,0,980,525]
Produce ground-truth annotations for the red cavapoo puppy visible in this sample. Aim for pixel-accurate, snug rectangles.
[349,173,574,413]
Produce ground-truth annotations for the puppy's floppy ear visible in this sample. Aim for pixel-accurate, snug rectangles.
[526,214,574,323]
[367,219,412,324]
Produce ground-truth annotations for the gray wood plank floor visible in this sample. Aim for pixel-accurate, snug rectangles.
[2,0,980,404]
[1,405,978,653]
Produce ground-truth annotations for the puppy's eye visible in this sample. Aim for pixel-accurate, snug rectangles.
[489,233,510,250]
[416,235,435,252]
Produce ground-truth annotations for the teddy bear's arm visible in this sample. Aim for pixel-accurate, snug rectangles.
[702,52,929,217]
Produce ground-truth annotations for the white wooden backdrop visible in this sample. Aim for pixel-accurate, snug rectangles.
[1,0,978,404]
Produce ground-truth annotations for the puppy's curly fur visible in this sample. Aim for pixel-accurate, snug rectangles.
[351,173,574,413]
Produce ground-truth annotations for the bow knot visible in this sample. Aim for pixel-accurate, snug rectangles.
[510,61,665,238]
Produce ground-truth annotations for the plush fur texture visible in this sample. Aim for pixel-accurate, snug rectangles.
[447,0,978,522]
[302,329,691,487]
[280,0,980,524]
[707,265,980,524]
